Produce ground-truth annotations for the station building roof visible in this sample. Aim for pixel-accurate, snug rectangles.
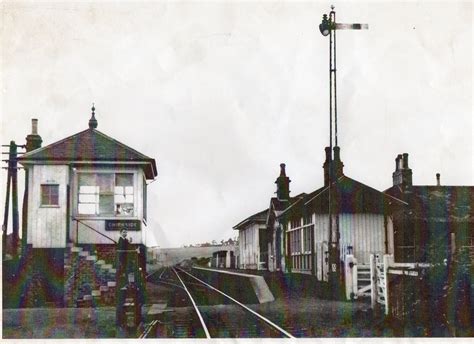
[385,184,474,223]
[233,208,268,230]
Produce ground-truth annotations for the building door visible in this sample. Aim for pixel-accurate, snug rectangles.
[259,227,268,269]
[66,185,70,243]
[322,241,329,281]
[275,226,281,270]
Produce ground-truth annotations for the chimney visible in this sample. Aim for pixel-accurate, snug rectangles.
[25,118,42,152]
[436,173,440,186]
[323,147,332,186]
[333,146,344,178]
[32,119,38,134]
[392,152,412,188]
[402,153,409,168]
[395,154,401,172]
[275,163,291,201]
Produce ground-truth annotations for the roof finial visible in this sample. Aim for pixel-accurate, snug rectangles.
[89,103,98,129]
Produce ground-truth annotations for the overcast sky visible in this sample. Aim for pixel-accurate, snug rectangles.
[1,1,472,248]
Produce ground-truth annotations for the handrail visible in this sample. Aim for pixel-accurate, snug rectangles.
[73,218,117,244]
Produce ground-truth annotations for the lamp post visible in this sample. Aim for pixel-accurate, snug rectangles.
[319,6,368,299]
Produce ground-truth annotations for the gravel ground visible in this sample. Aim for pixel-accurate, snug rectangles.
[146,278,392,338]
[2,282,387,339]
[250,296,387,337]
[184,297,389,338]
[2,307,117,338]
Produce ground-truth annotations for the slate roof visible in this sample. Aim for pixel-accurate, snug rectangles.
[270,194,304,212]
[385,185,474,223]
[18,128,157,179]
[277,176,406,220]
[233,208,268,230]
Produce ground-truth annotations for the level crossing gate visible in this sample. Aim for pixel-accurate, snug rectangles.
[345,253,393,315]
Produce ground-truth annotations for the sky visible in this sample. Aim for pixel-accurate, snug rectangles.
[1,1,472,248]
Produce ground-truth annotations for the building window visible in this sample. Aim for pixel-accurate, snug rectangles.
[41,184,59,206]
[288,223,313,272]
[78,173,134,216]
[291,218,301,229]
[303,226,312,252]
[114,173,134,215]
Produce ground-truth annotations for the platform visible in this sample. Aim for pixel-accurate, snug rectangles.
[192,266,275,303]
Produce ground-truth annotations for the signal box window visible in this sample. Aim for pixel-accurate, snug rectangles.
[78,173,134,216]
[41,184,59,206]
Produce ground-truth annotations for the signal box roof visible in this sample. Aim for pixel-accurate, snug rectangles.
[19,127,157,179]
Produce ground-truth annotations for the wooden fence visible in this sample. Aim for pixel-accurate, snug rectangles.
[345,252,473,335]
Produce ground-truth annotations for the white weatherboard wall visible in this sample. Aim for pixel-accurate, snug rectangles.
[27,165,69,248]
[238,223,260,269]
[338,213,387,264]
[312,213,388,281]
[70,167,146,245]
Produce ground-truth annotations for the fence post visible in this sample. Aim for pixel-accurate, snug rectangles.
[352,257,358,300]
[370,254,376,310]
[383,254,392,315]
[344,254,356,300]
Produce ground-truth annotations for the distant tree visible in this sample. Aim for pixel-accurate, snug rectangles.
[196,257,210,266]
[211,240,217,246]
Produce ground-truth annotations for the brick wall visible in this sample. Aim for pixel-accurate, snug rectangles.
[79,244,117,266]
[14,247,65,308]
[63,244,147,307]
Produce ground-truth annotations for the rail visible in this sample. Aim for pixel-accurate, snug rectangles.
[146,268,184,290]
[73,218,117,244]
[175,267,295,338]
[172,267,211,338]
[139,320,158,339]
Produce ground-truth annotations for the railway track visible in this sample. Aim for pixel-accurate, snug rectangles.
[142,266,295,338]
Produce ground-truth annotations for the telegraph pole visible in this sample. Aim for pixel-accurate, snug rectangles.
[2,141,25,259]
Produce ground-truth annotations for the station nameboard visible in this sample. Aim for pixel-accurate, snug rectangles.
[105,220,141,231]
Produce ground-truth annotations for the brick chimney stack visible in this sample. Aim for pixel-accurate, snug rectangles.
[275,163,291,201]
[333,146,344,179]
[25,118,42,152]
[323,147,332,186]
[392,153,413,188]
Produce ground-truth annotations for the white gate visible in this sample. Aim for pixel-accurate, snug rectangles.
[370,254,393,315]
[344,255,371,300]
[345,253,393,312]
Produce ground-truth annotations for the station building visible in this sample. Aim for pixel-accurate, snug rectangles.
[16,107,157,306]
[234,147,405,282]
[385,153,474,264]
[233,209,268,270]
